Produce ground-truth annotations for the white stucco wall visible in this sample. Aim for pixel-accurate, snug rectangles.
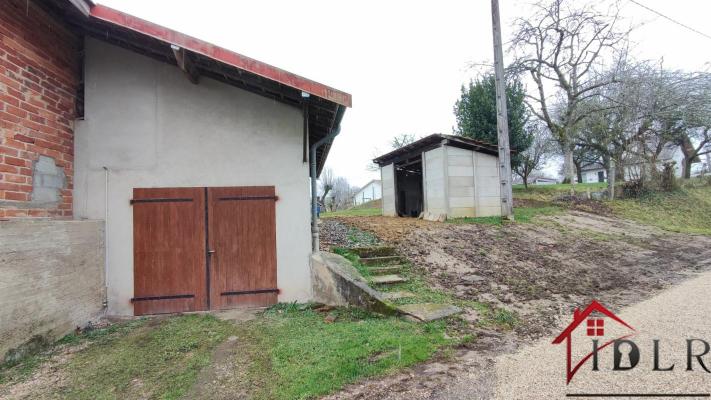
[74,39,311,315]
[380,164,396,216]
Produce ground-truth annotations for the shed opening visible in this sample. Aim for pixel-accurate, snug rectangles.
[395,158,423,217]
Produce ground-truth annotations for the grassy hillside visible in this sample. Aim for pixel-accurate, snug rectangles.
[513,182,607,202]
[513,180,711,235]
[322,199,382,218]
[612,185,711,235]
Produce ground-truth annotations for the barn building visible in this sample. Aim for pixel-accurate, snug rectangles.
[0,0,351,323]
[373,134,501,220]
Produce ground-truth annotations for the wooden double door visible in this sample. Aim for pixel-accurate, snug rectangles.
[131,186,278,315]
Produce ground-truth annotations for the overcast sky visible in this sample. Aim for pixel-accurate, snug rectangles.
[98,0,710,187]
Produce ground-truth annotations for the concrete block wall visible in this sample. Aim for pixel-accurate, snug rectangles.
[423,147,446,216]
[0,219,105,362]
[446,146,476,218]
[381,164,396,216]
[0,0,80,218]
[473,152,501,217]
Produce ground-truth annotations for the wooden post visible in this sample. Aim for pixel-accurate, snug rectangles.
[608,160,616,200]
[491,0,514,220]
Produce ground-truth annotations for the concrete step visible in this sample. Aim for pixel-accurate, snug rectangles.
[380,291,415,300]
[370,274,408,285]
[396,303,462,322]
[350,246,397,258]
[360,256,404,266]
[367,265,403,275]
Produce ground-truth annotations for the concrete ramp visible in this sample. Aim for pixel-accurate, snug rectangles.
[311,252,397,316]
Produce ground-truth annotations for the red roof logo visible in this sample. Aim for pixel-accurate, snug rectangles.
[552,300,636,384]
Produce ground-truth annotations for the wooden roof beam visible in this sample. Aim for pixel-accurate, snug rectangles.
[171,45,199,84]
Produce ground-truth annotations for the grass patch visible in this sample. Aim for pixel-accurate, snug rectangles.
[322,207,382,218]
[0,353,46,385]
[237,306,450,400]
[0,320,147,386]
[331,247,373,278]
[331,249,515,332]
[61,315,232,400]
[492,308,518,330]
[447,206,561,225]
[611,185,711,235]
[513,182,607,202]
[1,315,234,399]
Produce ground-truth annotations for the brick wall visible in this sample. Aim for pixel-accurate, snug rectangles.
[0,0,81,218]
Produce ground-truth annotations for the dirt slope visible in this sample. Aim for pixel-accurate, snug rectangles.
[321,211,711,399]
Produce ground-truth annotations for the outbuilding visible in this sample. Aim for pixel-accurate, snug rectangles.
[0,0,351,317]
[373,134,501,220]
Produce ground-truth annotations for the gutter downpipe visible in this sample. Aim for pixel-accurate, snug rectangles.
[309,123,342,252]
[102,166,109,309]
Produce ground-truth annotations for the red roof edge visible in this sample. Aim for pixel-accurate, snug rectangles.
[89,4,352,108]
[552,300,635,344]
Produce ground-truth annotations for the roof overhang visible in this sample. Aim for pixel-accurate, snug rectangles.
[67,0,92,16]
[373,134,499,166]
[42,0,351,175]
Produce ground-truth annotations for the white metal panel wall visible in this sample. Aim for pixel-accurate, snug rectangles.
[423,147,447,216]
[473,152,502,217]
[446,146,476,218]
[380,164,396,216]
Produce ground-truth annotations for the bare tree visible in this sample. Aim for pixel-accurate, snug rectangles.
[509,0,629,184]
[318,168,334,206]
[673,73,711,178]
[514,123,555,188]
[329,177,357,211]
[390,134,417,149]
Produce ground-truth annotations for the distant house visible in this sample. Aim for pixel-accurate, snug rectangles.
[373,134,501,220]
[531,177,558,185]
[353,180,382,206]
[580,162,608,183]
[579,144,705,183]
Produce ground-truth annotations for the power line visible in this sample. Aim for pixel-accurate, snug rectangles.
[628,0,711,41]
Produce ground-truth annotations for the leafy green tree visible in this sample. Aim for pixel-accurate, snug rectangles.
[453,74,531,167]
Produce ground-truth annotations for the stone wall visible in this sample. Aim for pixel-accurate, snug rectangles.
[0,219,105,362]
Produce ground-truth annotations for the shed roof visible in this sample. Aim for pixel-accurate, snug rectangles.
[373,134,499,166]
[45,0,351,174]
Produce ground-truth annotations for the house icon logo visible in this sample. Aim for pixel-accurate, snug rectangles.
[552,300,636,384]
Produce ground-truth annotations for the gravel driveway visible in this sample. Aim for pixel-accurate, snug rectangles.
[494,269,711,399]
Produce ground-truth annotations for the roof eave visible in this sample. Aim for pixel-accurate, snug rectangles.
[88,4,352,108]
[68,0,92,16]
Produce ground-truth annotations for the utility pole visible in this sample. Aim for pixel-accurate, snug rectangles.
[491,0,514,220]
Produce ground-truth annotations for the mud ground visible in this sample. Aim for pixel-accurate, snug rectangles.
[319,211,711,399]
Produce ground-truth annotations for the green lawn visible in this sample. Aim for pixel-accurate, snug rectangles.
[513,182,607,201]
[321,207,382,218]
[611,185,711,235]
[447,205,561,226]
[237,305,451,400]
[1,309,453,400]
[0,314,233,399]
